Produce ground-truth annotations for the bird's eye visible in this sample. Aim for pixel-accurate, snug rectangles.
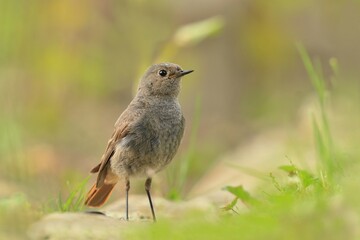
[158,70,167,77]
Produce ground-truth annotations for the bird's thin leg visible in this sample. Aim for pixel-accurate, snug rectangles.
[145,178,156,222]
[125,178,130,221]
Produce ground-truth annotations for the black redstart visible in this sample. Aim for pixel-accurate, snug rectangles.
[85,63,193,221]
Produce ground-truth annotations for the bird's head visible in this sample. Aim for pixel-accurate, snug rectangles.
[138,63,193,97]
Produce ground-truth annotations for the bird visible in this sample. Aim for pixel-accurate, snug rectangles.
[84,62,193,221]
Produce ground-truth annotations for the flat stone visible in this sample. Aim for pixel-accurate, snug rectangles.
[27,212,138,240]
[104,194,216,219]
[27,196,216,239]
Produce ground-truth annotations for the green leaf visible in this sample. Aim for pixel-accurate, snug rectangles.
[223,185,253,204]
[173,16,225,47]
[221,197,239,211]
[298,170,318,188]
[279,163,318,189]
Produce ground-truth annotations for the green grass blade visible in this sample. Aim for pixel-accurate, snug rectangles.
[58,176,90,212]
[296,43,326,106]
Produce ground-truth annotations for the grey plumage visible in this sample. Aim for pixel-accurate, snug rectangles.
[85,63,193,221]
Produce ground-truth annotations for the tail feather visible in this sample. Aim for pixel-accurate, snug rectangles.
[85,183,116,207]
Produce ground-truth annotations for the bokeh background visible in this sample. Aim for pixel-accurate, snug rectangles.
[1,0,359,238]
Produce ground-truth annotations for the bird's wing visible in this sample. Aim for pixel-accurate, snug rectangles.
[90,105,159,187]
[89,103,143,187]
[90,121,130,187]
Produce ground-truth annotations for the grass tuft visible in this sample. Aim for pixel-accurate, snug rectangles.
[57,176,90,212]
[297,42,340,186]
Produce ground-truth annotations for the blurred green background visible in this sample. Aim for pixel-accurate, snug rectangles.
[1,0,360,238]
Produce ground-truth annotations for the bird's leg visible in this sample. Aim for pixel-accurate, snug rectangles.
[125,178,130,221]
[145,177,156,222]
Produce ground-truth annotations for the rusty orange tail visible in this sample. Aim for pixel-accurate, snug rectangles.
[84,183,116,207]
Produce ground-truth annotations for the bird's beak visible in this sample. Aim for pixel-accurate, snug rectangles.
[178,69,194,77]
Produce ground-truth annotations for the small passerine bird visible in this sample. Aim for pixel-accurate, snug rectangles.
[85,63,193,221]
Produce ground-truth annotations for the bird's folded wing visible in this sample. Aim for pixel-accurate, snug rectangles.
[91,122,129,187]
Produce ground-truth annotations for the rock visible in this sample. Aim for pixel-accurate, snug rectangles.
[27,212,133,240]
[27,195,216,239]
[104,194,216,219]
